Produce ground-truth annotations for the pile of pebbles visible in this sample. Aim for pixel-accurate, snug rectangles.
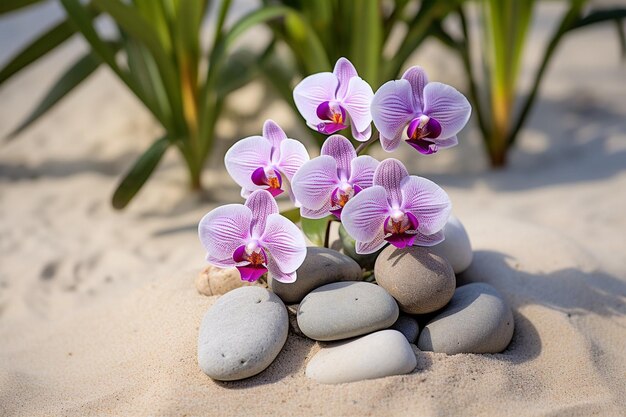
[197,216,514,384]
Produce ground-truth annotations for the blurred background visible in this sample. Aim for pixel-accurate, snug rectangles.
[0,0,625,322]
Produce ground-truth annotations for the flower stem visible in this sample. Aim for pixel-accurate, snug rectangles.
[355,131,380,155]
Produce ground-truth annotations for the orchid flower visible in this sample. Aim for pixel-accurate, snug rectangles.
[293,57,374,141]
[225,119,309,200]
[198,189,306,283]
[371,66,471,154]
[291,135,379,220]
[341,159,451,254]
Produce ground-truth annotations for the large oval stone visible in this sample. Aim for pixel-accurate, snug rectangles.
[306,330,417,384]
[269,247,362,304]
[417,282,514,354]
[198,286,288,381]
[297,281,399,341]
[374,245,455,314]
[429,215,473,274]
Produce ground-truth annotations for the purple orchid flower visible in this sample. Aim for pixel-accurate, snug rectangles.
[198,189,306,283]
[293,57,374,141]
[225,119,309,200]
[341,159,451,254]
[291,135,379,220]
[371,66,471,154]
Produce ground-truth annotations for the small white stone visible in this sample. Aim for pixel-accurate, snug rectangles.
[198,287,288,381]
[306,330,417,384]
[430,215,473,274]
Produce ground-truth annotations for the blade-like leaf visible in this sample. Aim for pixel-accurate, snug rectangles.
[0,0,43,14]
[570,8,626,29]
[215,49,260,97]
[91,0,184,132]
[350,0,382,86]
[112,136,171,209]
[301,216,333,247]
[9,52,101,137]
[0,19,76,85]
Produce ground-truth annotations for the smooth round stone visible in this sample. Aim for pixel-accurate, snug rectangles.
[389,315,419,343]
[374,245,455,314]
[269,247,362,304]
[297,281,399,341]
[198,286,288,381]
[430,215,473,274]
[306,330,417,384]
[417,283,514,354]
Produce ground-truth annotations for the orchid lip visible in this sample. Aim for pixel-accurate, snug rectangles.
[383,211,420,248]
[251,166,283,195]
[407,115,442,140]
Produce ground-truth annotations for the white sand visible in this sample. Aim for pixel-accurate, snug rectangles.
[1,3,625,416]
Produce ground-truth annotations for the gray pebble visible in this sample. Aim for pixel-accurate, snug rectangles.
[375,245,455,314]
[306,330,417,384]
[390,315,419,343]
[297,281,399,341]
[269,247,362,304]
[198,287,288,381]
[430,215,473,274]
[417,283,514,354]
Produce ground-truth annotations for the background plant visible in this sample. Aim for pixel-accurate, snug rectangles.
[256,0,462,145]
[0,0,294,208]
[432,0,626,166]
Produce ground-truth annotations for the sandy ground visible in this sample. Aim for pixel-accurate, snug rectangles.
[1,2,625,416]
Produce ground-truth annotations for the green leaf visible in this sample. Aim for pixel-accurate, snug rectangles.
[91,0,184,132]
[570,8,626,30]
[9,52,101,137]
[301,216,333,247]
[279,207,301,223]
[0,19,76,85]
[0,0,43,14]
[215,50,260,97]
[350,0,382,86]
[112,137,171,209]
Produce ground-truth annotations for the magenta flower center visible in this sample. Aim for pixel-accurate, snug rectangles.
[316,101,348,135]
[251,167,284,197]
[383,210,420,249]
[405,115,442,155]
[329,183,362,219]
[233,241,268,282]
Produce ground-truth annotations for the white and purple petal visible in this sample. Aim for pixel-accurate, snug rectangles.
[401,66,428,111]
[293,72,339,128]
[371,79,417,142]
[320,135,356,180]
[224,136,273,191]
[198,204,252,266]
[262,119,287,153]
[291,155,339,211]
[261,213,307,273]
[400,175,451,235]
[379,132,402,152]
[276,138,309,180]
[411,229,445,247]
[373,158,409,207]
[348,155,379,189]
[355,229,387,255]
[333,57,358,100]
[266,255,297,283]
[244,190,279,238]
[422,82,471,139]
[342,76,374,136]
[341,186,390,243]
